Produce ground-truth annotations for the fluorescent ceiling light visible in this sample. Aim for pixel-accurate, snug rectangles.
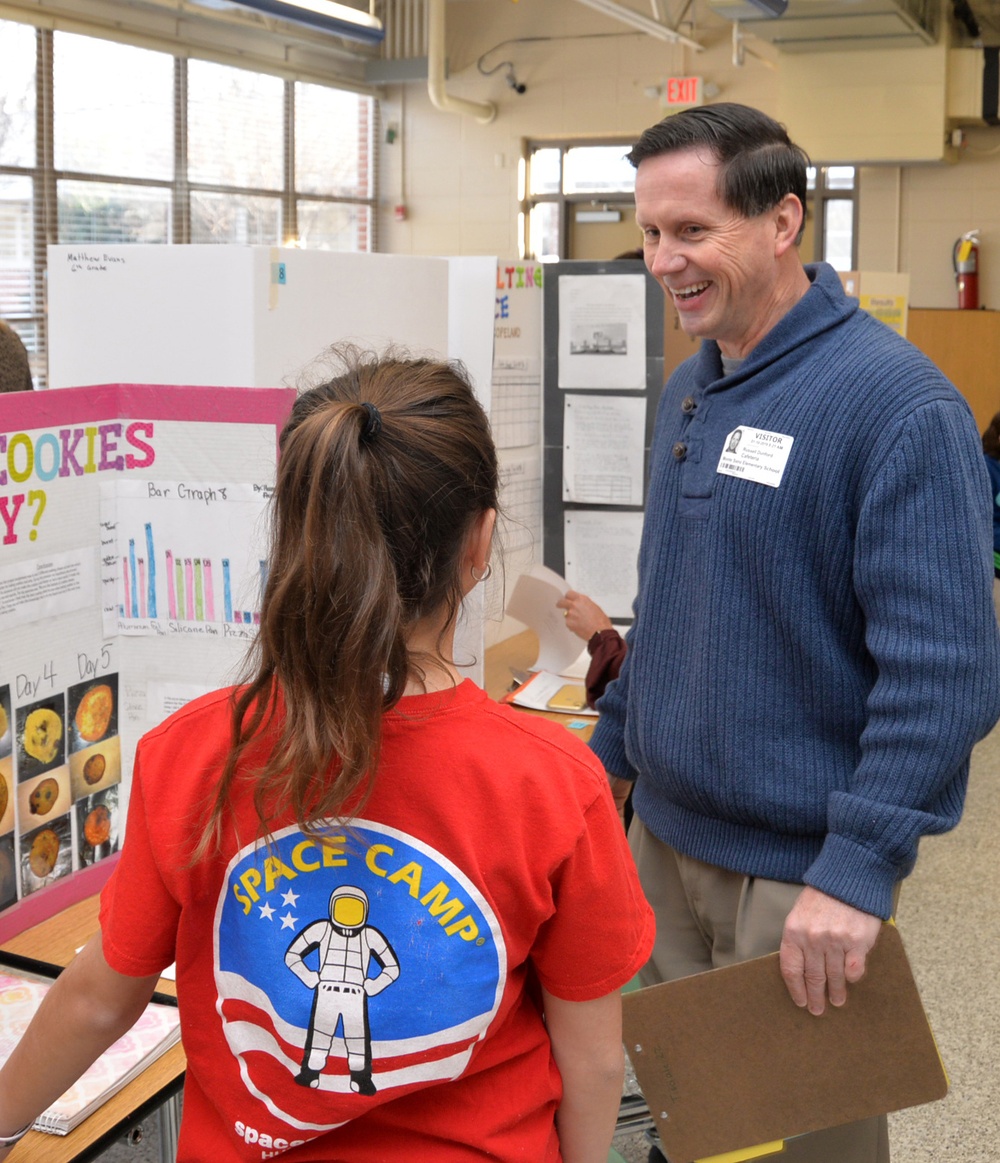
[574,0,702,50]
[227,0,384,42]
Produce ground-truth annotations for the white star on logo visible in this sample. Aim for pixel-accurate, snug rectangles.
[282,889,299,907]
[259,902,275,921]
[280,913,298,930]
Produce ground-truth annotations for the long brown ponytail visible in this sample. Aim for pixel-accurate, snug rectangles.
[197,348,499,855]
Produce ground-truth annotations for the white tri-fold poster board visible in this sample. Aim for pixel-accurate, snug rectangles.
[0,246,498,940]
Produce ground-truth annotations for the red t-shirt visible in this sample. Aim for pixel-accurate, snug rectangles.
[100,680,653,1163]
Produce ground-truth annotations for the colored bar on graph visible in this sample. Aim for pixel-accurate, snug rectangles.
[138,559,147,619]
[223,559,233,623]
[145,523,157,619]
[243,611,252,624]
[184,559,194,622]
[193,559,203,621]
[259,560,268,602]
[166,550,177,620]
[128,539,139,619]
[204,559,215,622]
[122,559,131,619]
[175,557,185,621]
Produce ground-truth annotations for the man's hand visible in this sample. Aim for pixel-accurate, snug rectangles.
[779,886,883,1016]
[607,775,633,824]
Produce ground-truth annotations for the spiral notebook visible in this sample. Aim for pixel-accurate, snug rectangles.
[0,970,181,1136]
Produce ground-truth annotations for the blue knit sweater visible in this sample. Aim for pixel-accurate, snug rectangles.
[590,263,1000,919]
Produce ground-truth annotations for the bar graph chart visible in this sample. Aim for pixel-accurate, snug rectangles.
[108,481,271,632]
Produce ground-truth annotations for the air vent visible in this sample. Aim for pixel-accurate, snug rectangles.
[708,0,937,50]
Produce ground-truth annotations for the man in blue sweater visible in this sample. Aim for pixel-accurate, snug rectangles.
[589,104,1000,1162]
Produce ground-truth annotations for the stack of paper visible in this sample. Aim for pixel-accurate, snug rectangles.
[0,970,181,1135]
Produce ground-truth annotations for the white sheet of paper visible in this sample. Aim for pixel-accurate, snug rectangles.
[146,681,214,722]
[563,393,646,505]
[558,274,647,390]
[0,547,97,633]
[492,356,542,451]
[504,564,587,674]
[716,426,794,488]
[498,449,542,556]
[508,670,598,717]
[563,510,643,621]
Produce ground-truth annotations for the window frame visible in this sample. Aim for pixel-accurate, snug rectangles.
[522,139,859,271]
[0,22,378,386]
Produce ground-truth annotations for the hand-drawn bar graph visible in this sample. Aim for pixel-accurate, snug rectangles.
[113,481,271,629]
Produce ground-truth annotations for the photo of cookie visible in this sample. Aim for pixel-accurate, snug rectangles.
[84,804,112,847]
[23,707,62,764]
[0,773,6,823]
[76,786,119,867]
[74,684,113,743]
[83,752,106,785]
[69,737,121,802]
[28,776,59,816]
[0,687,12,764]
[28,827,60,877]
[0,836,15,911]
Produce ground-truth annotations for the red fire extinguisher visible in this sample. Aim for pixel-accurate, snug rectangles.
[953,230,980,309]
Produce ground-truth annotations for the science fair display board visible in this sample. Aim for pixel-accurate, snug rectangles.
[0,382,294,941]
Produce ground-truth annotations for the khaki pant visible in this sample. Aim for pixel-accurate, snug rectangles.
[629,818,890,1163]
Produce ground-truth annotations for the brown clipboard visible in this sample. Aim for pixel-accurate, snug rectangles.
[622,923,948,1163]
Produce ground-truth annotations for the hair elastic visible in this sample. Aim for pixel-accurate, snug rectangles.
[360,401,382,443]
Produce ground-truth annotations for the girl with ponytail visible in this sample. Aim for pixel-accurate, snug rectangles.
[0,349,652,1163]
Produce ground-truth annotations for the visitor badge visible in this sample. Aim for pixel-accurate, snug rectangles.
[716,426,794,488]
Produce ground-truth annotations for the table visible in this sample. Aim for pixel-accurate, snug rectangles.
[0,895,184,1163]
[483,629,595,742]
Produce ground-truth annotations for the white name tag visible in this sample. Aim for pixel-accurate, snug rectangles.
[716,426,794,488]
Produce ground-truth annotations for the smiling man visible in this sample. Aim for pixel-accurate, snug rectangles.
[589,104,1000,1163]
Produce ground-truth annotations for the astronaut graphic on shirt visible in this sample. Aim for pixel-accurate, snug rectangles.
[284,884,400,1095]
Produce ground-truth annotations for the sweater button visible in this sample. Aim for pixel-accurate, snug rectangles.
[672,441,687,461]
[681,396,697,414]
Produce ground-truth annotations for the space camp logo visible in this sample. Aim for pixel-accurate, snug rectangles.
[213,818,506,1134]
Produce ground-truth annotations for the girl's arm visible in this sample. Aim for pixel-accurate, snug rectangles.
[0,933,161,1158]
[542,988,625,1163]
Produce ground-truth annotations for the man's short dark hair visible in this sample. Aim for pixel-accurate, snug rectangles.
[628,103,809,220]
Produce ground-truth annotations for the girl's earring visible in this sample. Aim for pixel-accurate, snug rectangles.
[471,562,493,583]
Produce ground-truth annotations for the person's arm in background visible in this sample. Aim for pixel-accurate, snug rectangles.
[555,590,628,709]
[0,935,160,1160]
[542,989,624,1163]
[781,398,1000,1015]
[556,590,613,640]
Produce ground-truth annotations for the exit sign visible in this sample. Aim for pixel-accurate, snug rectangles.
[664,76,703,106]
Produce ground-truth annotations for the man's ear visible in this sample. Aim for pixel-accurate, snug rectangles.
[774,194,805,256]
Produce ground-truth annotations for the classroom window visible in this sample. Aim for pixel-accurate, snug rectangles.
[54,35,174,179]
[0,17,377,387]
[188,61,284,190]
[524,142,858,269]
[805,166,858,271]
[57,181,172,245]
[523,140,639,261]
